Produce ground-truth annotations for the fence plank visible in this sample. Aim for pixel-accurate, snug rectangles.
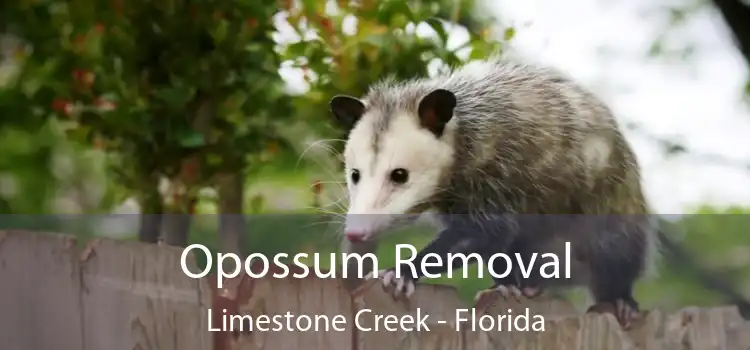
[79,238,212,350]
[0,230,84,350]
[223,265,355,350]
[352,281,469,350]
[482,295,580,349]
[227,275,750,350]
[2,230,750,350]
[665,306,750,350]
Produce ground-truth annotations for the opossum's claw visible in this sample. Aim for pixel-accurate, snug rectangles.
[615,299,640,329]
[473,284,528,311]
[485,285,522,301]
[505,285,524,301]
[521,286,543,298]
[379,268,416,301]
[586,299,640,330]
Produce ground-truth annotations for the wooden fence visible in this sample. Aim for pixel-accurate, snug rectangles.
[1,230,749,350]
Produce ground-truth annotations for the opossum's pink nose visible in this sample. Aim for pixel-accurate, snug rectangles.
[345,231,366,242]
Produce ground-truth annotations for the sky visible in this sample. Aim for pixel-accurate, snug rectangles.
[485,0,750,213]
[273,0,750,214]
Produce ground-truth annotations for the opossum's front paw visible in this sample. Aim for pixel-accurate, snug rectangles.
[365,268,416,300]
[586,299,640,329]
[473,284,543,311]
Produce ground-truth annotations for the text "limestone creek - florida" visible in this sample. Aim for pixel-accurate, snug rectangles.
[207,307,546,332]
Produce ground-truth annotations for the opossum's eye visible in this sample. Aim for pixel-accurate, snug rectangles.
[350,169,361,184]
[389,168,409,184]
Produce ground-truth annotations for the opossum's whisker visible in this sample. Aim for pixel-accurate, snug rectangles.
[303,216,346,240]
[312,139,346,160]
[314,202,344,212]
[302,219,344,230]
[299,198,345,214]
[323,224,347,240]
[309,207,346,217]
[295,138,346,170]
[329,200,348,213]
[311,180,346,186]
[313,194,348,212]
[295,143,347,188]
[325,192,349,212]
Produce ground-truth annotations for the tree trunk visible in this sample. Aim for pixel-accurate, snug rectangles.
[711,0,750,67]
[158,95,214,247]
[161,195,195,247]
[137,186,163,243]
[217,172,246,257]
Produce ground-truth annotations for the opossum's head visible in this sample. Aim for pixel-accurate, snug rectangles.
[329,88,457,242]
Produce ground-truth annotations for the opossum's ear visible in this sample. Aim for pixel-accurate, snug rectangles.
[329,95,365,130]
[417,89,456,137]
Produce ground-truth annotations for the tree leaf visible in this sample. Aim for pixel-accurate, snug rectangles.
[152,86,196,108]
[503,27,515,41]
[362,33,388,48]
[425,17,448,45]
[178,130,205,148]
[211,19,230,44]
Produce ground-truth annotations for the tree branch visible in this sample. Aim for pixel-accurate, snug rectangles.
[711,0,750,66]
[629,125,750,172]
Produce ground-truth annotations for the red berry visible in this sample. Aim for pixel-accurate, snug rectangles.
[72,69,95,87]
[51,98,72,115]
[319,18,333,33]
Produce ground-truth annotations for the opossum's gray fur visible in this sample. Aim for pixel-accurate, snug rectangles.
[364,56,657,275]
[338,56,750,322]
[367,58,647,210]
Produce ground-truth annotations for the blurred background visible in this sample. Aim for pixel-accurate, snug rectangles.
[0,0,748,312]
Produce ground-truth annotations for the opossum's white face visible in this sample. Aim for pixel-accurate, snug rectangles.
[329,89,457,242]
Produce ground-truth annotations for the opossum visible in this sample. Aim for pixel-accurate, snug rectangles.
[329,57,750,328]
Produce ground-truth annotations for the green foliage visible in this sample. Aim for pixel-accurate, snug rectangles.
[0,72,110,214]
[1,0,504,216]
[2,0,295,214]
[651,207,750,308]
[277,0,503,157]
[0,120,59,213]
